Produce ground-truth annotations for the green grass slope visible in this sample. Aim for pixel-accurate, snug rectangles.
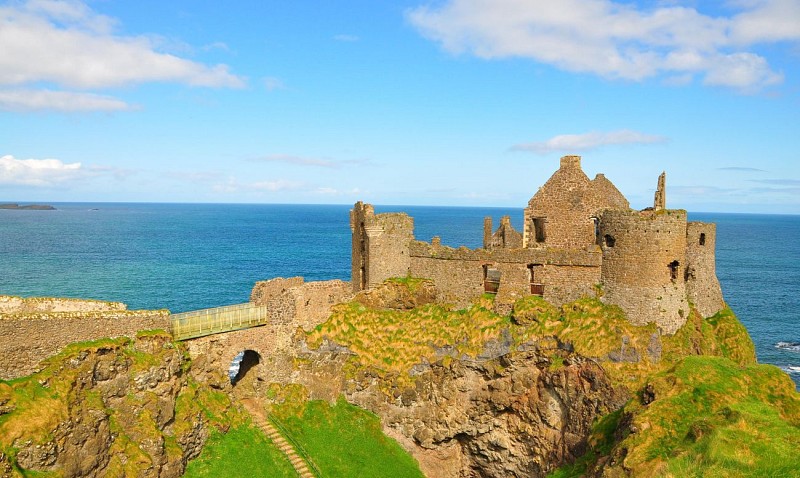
[272,397,425,478]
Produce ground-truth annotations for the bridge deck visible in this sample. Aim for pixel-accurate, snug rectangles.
[171,302,270,341]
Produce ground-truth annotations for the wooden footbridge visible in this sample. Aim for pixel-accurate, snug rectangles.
[171,302,271,340]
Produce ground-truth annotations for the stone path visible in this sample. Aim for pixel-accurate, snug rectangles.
[241,398,316,478]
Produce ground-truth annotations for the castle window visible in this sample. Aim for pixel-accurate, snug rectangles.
[483,265,501,294]
[699,233,706,246]
[668,261,680,281]
[528,264,544,296]
[533,218,546,243]
[591,217,599,244]
[604,234,616,248]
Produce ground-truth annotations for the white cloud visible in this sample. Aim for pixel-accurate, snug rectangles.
[407,0,799,90]
[0,89,131,112]
[512,130,667,154]
[0,155,82,186]
[0,0,244,100]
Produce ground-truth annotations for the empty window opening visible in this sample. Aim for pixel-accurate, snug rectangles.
[533,218,546,243]
[668,261,680,281]
[528,264,544,296]
[483,265,501,294]
[591,217,600,244]
[229,350,261,386]
[604,234,616,247]
[699,233,706,246]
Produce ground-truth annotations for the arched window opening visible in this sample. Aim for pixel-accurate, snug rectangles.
[699,233,706,246]
[668,261,680,281]
[229,350,261,386]
[591,217,600,244]
[604,234,616,248]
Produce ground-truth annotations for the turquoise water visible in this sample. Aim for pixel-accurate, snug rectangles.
[1,203,798,387]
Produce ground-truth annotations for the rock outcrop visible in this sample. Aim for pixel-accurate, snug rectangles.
[0,333,230,478]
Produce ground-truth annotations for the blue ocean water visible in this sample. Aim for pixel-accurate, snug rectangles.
[1,203,798,388]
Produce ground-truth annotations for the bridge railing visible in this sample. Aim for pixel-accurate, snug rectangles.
[171,302,270,341]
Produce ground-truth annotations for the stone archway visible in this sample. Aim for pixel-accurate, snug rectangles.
[228,349,262,394]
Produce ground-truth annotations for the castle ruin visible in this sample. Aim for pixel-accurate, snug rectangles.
[351,155,724,334]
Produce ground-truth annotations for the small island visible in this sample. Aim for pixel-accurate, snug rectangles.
[0,203,55,210]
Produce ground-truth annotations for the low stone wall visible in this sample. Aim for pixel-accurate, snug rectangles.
[0,295,127,314]
[0,309,170,380]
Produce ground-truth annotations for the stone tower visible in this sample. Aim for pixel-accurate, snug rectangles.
[350,202,414,293]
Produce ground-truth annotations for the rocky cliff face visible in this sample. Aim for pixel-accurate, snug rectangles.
[0,333,234,478]
[344,348,628,478]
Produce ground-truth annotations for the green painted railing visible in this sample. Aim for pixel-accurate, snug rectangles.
[171,302,270,340]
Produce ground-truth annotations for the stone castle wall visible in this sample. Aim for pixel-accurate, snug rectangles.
[351,202,414,292]
[523,156,629,250]
[408,241,601,306]
[0,309,170,380]
[599,209,690,333]
[186,277,352,387]
[685,222,725,317]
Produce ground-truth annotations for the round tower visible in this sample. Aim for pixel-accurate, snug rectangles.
[598,209,689,334]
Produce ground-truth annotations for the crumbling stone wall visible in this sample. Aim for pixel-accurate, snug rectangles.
[351,202,414,293]
[599,209,690,334]
[0,296,126,314]
[523,156,629,250]
[685,222,725,317]
[0,309,170,380]
[408,241,601,307]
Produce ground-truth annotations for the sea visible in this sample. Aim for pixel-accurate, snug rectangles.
[1,203,798,389]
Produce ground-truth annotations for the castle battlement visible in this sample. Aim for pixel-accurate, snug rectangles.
[352,155,724,334]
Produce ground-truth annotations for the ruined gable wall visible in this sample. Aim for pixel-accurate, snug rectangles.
[524,156,596,249]
[0,309,170,380]
[599,209,689,334]
[589,174,630,210]
[685,222,724,317]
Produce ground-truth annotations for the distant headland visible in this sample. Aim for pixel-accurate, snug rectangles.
[0,203,55,210]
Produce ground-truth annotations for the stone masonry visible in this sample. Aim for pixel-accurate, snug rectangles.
[352,155,725,334]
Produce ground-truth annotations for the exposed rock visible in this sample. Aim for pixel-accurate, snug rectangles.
[3,334,213,478]
[354,279,437,310]
[341,348,627,478]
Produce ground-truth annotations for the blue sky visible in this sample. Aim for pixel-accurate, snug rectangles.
[1,0,799,213]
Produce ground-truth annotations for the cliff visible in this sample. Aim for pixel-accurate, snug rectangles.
[0,332,243,477]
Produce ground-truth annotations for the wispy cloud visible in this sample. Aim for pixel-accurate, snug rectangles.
[0,0,245,112]
[252,154,368,169]
[263,77,286,91]
[0,89,133,112]
[749,178,800,186]
[333,34,359,42]
[511,130,667,154]
[407,0,799,91]
[718,166,767,172]
[0,154,82,186]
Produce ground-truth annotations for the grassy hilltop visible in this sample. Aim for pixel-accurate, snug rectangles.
[1,279,798,477]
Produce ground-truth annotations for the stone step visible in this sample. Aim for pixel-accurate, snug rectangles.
[241,399,318,478]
